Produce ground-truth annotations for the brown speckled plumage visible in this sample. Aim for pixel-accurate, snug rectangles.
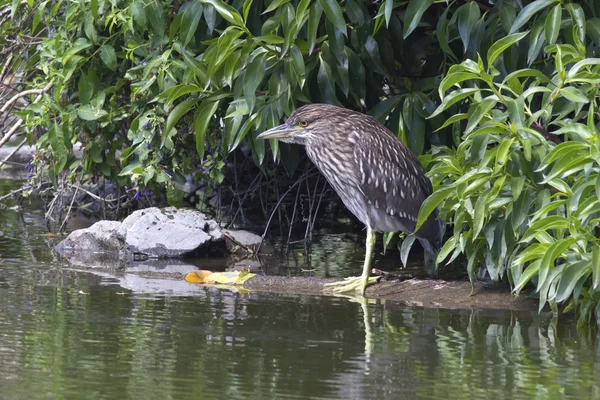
[270,103,442,253]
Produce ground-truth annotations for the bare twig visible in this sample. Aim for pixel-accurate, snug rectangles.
[0,136,27,168]
[0,185,28,201]
[1,88,45,112]
[66,184,123,203]
[57,174,82,233]
[222,230,255,254]
[257,170,321,252]
[0,53,13,83]
[0,118,24,147]
[0,81,52,147]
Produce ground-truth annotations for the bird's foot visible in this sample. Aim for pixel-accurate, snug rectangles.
[323,276,381,295]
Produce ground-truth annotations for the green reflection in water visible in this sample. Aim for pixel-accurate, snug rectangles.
[1,263,599,400]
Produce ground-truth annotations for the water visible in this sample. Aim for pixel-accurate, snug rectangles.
[2,178,600,399]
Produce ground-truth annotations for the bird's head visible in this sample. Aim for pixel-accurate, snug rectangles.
[256,104,351,146]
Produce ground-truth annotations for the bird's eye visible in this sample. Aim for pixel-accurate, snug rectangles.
[299,120,309,127]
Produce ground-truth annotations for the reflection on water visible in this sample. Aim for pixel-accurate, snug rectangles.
[2,179,600,398]
[1,263,599,399]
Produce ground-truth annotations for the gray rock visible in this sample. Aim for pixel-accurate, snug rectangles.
[55,207,267,273]
[55,220,122,255]
[117,207,223,258]
[223,229,262,254]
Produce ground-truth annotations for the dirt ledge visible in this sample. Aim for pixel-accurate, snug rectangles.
[243,276,536,312]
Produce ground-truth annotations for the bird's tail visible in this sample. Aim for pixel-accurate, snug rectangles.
[419,216,445,278]
[419,238,439,278]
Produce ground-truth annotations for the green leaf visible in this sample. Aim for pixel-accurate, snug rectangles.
[263,0,291,14]
[290,45,306,86]
[369,96,401,123]
[194,100,220,160]
[307,3,322,55]
[521,216,569,243]
[495,138,514,168]
[32,1,48,32]
[384,0,393,28]
[296,0,311,23]
[244,53,267,114]
[456,2,480,52]
[429,88,480,119]
[566,58,600,81]
[84,12,98,44]
[162,98,199,145]
[78,73,94,105]
[565,3,585,48]
[159,84,203,108]
[147,1,165,37]
[318,0,346,36]
[511,176,526,200]
[399,234,417,269]
[131,1,147,30]
[415,186,454,232]
[364,36,390,79]
[465,99,497,134]
[556,260,591,303]
[317,56,335,103]
[48,122,68,176]
[62,38,92,65]
[435,113,468,132]
[559,86,589,103]
[509,0,558,34]
[555,123,595,140]
[407,99,425,155]
[487,31,529,67]
[10,0,21,20]
[530,199,567,223]
[593,246,600,291]
[99,44,117,71]
[540,156,590,184]
[472,191,489,239]
[587,18,600,47]
[200,0,246,29]
[527,17,546,65]
[439,72,481,98]
[77,105,107,121]
[436,5,456,60]
[544,4,561,46]
[436,235,458,265]
[403,0,434,39]
[538,237,576,292]
[514,260,541,293]
[181,1,203,47]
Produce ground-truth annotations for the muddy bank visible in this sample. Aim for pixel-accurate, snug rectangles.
[243,276,536,312]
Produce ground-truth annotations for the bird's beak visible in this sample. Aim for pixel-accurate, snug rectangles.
[256,123,302,140]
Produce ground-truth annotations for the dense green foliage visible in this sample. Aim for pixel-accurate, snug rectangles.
[413,0,600,327]
[2,0,600,324]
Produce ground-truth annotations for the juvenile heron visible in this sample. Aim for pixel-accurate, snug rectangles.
[257,104,443,294]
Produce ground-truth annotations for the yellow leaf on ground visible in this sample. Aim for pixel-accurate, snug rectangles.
[185,269,256,285]
[185,270,213,283]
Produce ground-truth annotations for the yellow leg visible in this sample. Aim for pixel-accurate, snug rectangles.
[324,228,380,295]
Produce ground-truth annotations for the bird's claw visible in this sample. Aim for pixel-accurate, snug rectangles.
[323,276,381,295]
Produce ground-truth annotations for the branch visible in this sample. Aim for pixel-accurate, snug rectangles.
[0,118,24,147]
[1,88,45,112]
[0,53,13,83]
[0,81,53,147]
[0,136,27,169]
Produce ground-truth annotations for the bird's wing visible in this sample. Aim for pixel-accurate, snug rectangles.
[352,128,433,233]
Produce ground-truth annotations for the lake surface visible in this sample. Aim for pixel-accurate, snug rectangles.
[1,178,600,399]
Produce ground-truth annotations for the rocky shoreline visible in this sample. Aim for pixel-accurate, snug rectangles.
[54,206,537,313]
